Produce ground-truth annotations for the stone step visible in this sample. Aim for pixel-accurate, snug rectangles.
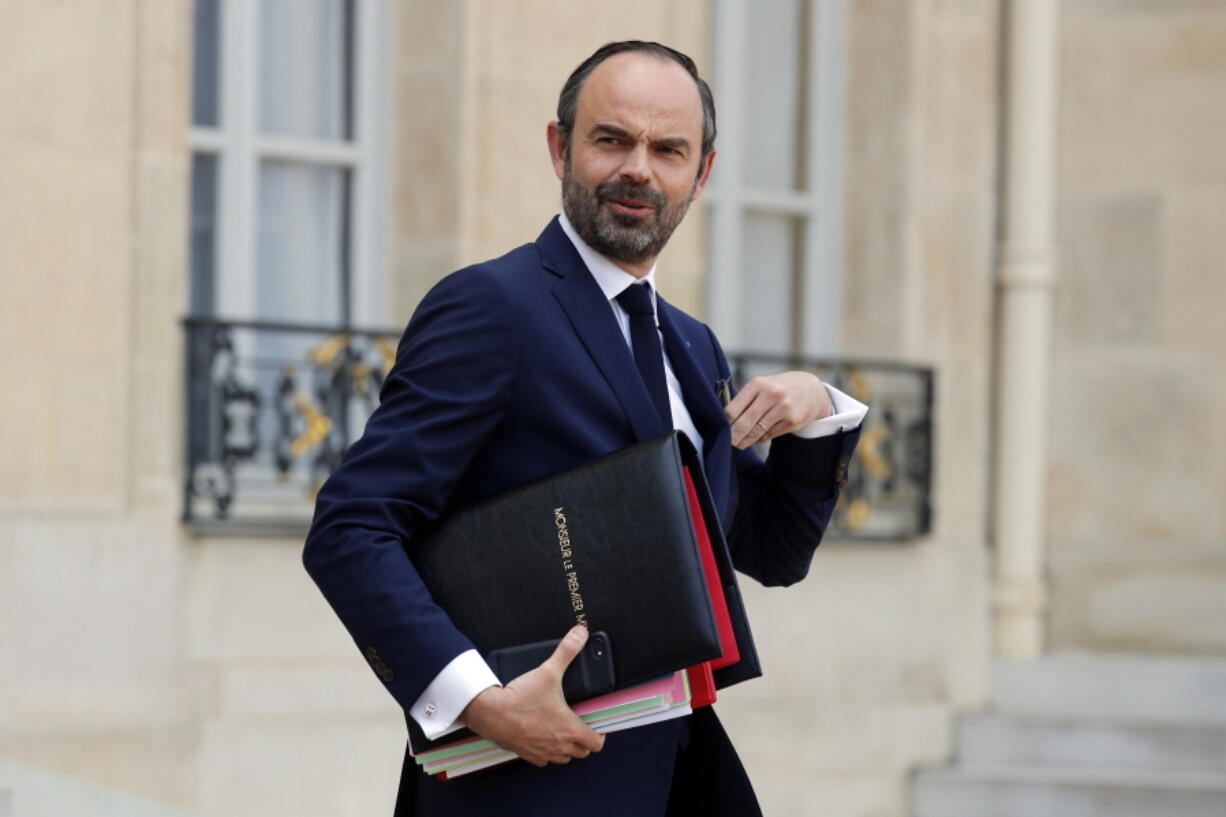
[957,714,1226,773]
[913,765,1226,817]
[0,761,196,817]
[991,655,1226,723]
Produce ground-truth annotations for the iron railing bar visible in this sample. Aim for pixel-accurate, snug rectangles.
[727,352,934,376]
[182,315,400,337]
[182,319,934,540]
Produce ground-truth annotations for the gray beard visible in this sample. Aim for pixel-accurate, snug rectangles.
[561,168,693,266]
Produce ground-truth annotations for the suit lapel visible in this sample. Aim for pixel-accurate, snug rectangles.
[539,219,666,443]
[656,299,733,498]
[657,300,730,522]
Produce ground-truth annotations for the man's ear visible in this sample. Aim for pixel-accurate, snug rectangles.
[546,121,567,181]
[690,149,717,202]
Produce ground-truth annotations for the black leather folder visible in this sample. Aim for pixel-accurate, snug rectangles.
[405,432,760,755]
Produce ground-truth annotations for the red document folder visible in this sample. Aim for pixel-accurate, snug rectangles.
[683,467,740,672]
[686,662,716,708]
[680,464,745,710]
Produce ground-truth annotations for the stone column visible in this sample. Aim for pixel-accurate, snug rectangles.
[993,0,1059,659]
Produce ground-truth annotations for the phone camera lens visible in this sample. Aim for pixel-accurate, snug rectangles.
[592,636,606,658]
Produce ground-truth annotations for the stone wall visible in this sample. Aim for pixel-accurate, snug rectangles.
[392,0,710,321]
[711,1,1002,812]
[0,2,714,815]
[392,9,1002,813]
[0,0,198,809]
[1047,0,1226,654]
[9,0,1223,815]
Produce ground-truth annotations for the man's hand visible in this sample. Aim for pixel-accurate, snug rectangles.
[725,371,833,449]
[460,626,606,767]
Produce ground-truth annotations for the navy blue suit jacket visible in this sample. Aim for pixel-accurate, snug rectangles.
[304,217,860,816]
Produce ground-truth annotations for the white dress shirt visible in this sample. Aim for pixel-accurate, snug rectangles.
[409,213,869,739]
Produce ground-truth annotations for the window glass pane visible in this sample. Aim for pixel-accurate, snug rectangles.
[192,0,222,126]
[190,153,219,315]
[739,211,801,354]
[251,162,349,522]
[259,0,354,140]
[742,0,807,191]
[256,160,350,324]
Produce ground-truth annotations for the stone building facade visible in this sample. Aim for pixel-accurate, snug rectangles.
[1,1,1223,815]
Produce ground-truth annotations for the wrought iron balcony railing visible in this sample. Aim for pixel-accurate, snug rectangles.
[182,317,401,533]
[183,318,933,539]
[727,354,933,541]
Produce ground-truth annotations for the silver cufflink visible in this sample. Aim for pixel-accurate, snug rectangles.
[425,703,437,718]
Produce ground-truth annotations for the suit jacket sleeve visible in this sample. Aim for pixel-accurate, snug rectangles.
[705,326,862,588]
[303,266,518,710]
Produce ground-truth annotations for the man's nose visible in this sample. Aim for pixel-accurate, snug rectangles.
[617,143,652,184]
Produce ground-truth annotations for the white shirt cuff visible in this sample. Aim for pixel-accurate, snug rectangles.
[409,649,501,740]
[791,384,869,439]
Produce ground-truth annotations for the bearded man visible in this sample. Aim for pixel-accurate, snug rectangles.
[304,40,865,817]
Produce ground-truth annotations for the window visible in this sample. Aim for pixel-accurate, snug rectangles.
[189,0,390,328]
[185,0,392,529]
[707,0,846,357]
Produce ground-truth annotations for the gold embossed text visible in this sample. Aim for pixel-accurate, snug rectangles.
[554,506,587,626]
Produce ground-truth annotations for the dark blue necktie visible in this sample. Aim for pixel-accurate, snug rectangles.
[615,282,672,435]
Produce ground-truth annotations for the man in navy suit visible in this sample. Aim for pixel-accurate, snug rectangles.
[304,41,865,816]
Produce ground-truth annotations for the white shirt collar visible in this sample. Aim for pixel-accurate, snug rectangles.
[558,212,659,307]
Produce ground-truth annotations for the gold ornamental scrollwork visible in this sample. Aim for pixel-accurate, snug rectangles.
[291,393,333,459]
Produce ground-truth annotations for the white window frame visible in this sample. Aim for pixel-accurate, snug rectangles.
[706,0,846,357]
[189,0,391,328]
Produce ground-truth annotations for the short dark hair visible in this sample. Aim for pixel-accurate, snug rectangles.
[555,41,717,161]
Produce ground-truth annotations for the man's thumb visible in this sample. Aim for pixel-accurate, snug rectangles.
[543,626,588,676]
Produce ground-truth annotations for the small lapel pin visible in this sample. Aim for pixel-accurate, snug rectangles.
[715,378,732,407]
